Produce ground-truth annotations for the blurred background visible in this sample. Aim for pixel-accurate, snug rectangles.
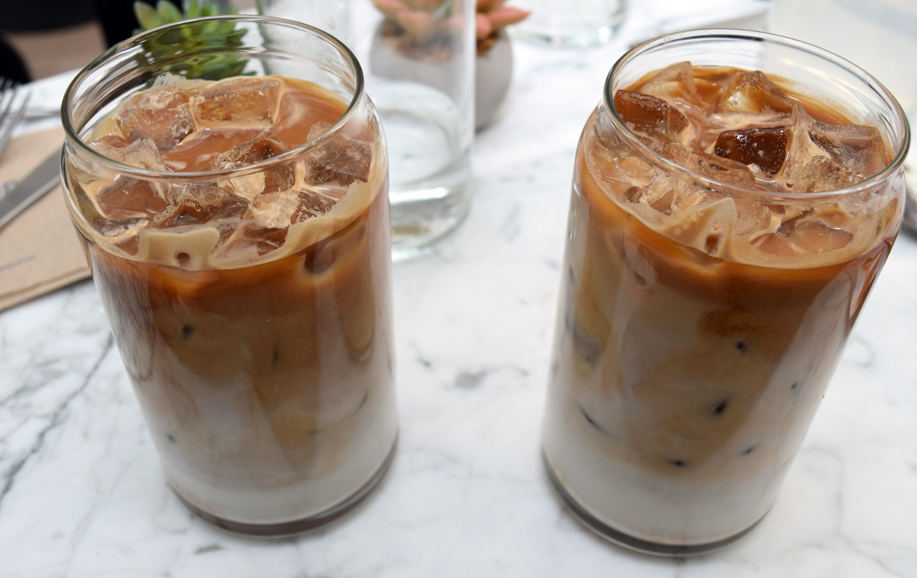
[0,0,140,82]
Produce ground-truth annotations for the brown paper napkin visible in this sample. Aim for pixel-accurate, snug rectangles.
[0,127,91,312]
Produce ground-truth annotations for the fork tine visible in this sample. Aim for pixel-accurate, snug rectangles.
[0,80,15,122]
[5,91,29,131]
[0,78,19,118]
[0,81,30,160]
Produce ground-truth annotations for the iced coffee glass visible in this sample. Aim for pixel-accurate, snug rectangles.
[61,16,398,536]
[541,30,909,555]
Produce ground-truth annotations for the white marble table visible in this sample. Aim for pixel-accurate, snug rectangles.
[3,1,917,576]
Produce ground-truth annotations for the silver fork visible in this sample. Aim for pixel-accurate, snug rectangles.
[0,78,30,160]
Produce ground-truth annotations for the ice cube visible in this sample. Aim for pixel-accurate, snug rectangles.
[116,86,195,150]
[304,122,372,186]
[248,190,299,230]
[238,223,291,256]
[211,129,289,168]
[671,179,716,212]
[714,126,790,175]
[90,137,168,171]
[641,179,675,212]
[752,214,853,255]
[585,117,654,201]
[292,190,341,223]
[95,218,148,254]
[637,62,699,106]
[249,226,290,256]
[213,216,292,259]
[210,129,295,199]
[613,90,690,152]
[809,121,887,180]
[732,197,773,237]
[662,143,756,188]
[632,170,720,216]
[151,184,248,228]
[791,156,864,193]
[192,77,284,128]
[307,121,331,141]
[67,177,149,253]
[590,149,654,196]
[715,71,794,115]
[95,177,168,220]
[594,107,622,151]
[658,195,738,257]
[781,104,888,192]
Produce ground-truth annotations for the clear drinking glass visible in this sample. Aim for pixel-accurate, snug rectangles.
[352,0,476,258]
[61,16,398,536]
[541,30,909,555]
[261,0,477,259]
[509,0,627,48]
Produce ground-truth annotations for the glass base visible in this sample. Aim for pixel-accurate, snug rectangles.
[173,438,398,537]
[373,86,473,261]
[390,181,472,261]
[509,24,620,49]
[509,1,627,50]
[542,451,768,556]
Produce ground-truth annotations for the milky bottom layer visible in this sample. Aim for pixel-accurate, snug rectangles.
[86,189,397,529]
[161,386,397,528]
[543,389,781,548]
[541,149,893,548]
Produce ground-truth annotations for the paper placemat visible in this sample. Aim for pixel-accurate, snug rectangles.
[0,127,91,312]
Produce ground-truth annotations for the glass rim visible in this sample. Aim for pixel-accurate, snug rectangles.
[603,28,912,201]
[61,14,365,181]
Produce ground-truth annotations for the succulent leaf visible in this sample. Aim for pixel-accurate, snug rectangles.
[156,0,184,23]
[132,0,251,81]
[134,1,161,29]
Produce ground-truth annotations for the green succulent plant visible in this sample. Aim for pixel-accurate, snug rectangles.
[134,0,235,28]
[132,0,250,81]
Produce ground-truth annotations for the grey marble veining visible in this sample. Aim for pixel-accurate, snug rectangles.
[2,0,917,575]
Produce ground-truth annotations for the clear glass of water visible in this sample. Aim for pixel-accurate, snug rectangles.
[509,0,628,48]
[263,0,476,259]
